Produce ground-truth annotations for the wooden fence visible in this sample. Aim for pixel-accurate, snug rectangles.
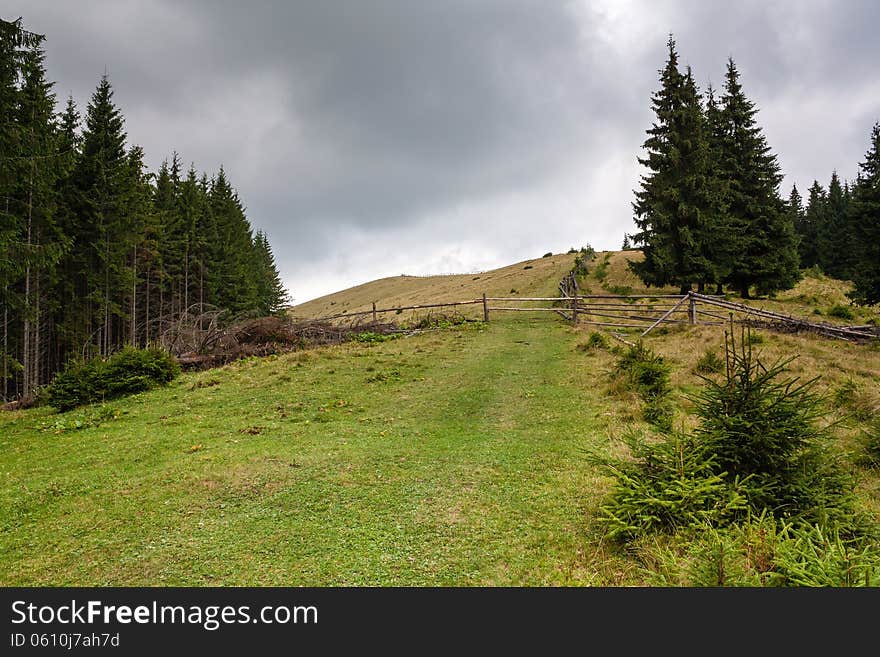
[311,290,878,343]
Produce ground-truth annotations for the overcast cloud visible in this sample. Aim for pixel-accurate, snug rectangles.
[4,0,879,302]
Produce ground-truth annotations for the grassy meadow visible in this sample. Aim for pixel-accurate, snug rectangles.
[2,251,878,585]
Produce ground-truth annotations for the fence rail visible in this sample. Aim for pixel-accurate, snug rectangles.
[303,290,878,344]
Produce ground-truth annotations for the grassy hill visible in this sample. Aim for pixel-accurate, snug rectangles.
[2,251,878,585]
[293,249,880,327]
[290,253,577,321]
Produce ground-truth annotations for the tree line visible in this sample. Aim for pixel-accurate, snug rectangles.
[787,126,880,306]
[1,17,289,401]
[629,36,879,305]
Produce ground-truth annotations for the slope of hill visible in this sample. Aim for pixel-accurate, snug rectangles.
[289,253,578,320]
[1,251,878,586]
[292,249,880,327]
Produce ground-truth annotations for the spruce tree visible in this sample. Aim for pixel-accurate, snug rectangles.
[14,31,66,395]
[251,230,289,315]
[630,38,714,293]
[176,164,204,315]
[703,84,733,293]
[0,18,31,396]
[206,168,258,315]
[787,184,805,268]
[801,181,826,269]
[49,95,81,375]
[68,75,133,356]
[821,171,854,280]
[848,122,880,305]
[716,59,799,297]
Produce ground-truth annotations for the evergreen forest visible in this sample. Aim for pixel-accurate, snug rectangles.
[631,37,879,304]
[1,18,289,401]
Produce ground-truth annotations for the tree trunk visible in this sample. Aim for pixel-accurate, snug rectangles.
[22,158,34,398]
[184,244,189,315]
[34,274,40,389]
[3,283,7,402]
[131,247,137,346]
[145,267,150,346]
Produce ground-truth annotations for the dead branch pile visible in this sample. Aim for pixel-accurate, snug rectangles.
[166,314,401,371]
[688,292,879,343]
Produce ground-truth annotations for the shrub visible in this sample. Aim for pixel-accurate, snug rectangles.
[605,284,634,296]
[592,432,748,541]
[613,342,672,430]
[643,396,674,432]
[597,326,857,542]
[577,331,609,351]
[47,347,179,412]
[615,343,670,400]
[694,349,724,374]
[803,265,824,279]
[351,331,397,343]
[858,418,880,467]
[831,379,877,422]
[828,304,855,320]
[642,516,880,587]
[38,404,124,433]
[691,327,854,526]
[771,523,880,587]
[542,252,553,258]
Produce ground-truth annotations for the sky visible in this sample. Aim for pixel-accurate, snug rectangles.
[4,0,879,303]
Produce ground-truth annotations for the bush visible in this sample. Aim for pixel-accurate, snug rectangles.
[605,285,634,296]
[597,327,857,543]
[694,349,724,374]
[691,327,854,526]
[593,432,748,541]
[613,342,672,430]
[615,343,670,401]
[351,331,397,343]
[577,332,609,352]
[642,516,880,587]
[858,418,880,467]
[542,252,553,258]
[828,304,855,320]
[47,347,180,412]
[832,378,877,423]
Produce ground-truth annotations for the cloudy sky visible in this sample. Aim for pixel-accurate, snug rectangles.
[5,1,879,303]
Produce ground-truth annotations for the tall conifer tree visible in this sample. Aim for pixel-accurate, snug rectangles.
[14,31,64,394]
[252,230,289,315]
[848,123,880,305]
[630,38,715,293]
[820,171,854,279]
[716,59,798,297]
[69,75,132,355]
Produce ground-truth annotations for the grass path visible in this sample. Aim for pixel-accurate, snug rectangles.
[1,317,619,586]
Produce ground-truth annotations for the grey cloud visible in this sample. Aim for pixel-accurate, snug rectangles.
[3,1,878,301]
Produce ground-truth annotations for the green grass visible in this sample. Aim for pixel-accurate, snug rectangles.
[0,318,617,586]
[3,252,879,586]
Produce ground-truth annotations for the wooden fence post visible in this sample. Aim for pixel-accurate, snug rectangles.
[571,294,578,325]
[688,293,696,325]
[482,293,489,322]
[372,302,377,322]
